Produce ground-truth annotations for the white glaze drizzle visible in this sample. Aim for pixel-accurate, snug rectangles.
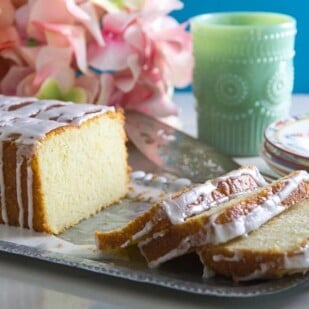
[235,264,270,281]
[283,244,309,270]
[161,182,217,224]
[27,164,34,229]
[202,265,216,279]
[128,167,266,251]
[141,171,309,267]
[0,116,64,228]
[130,170,192,192]
[161,166,267,224]
[199,171,309,246]
[205,197,285,245]
[1,99,63,117]
[207,244,309,282]
[0,142,7,223]
[35,102,114,125]
[214,246,309,281]
[0,96,114,230]
[130,170,146,180]
[0,225,99,259]
[212,251,244,262]
[212,166,267,187]
[146,236,191,268]
[131,221,154,241]
[0,97,114,124]
[16,159,23,227]
[0,95,37,111]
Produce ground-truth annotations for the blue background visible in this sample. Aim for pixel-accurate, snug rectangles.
[171,0,309,93]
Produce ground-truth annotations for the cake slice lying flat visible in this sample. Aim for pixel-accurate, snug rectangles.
[95,166,267,251]
[139,171,309,268]
[198,199,309,281]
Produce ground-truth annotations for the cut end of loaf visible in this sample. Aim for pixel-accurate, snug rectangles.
[198,199,309,281]
[33,112,129,234]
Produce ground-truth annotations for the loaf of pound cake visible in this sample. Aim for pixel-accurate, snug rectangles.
[198,199,309,281]
[95,166,267,251]
[0,95,129,234]
[138,170,309,267]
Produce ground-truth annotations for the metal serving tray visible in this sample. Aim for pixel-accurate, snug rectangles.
[0,147,308,298]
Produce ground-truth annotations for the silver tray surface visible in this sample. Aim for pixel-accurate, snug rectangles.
[0,147,308,297]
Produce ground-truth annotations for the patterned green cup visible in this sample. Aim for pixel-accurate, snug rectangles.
[191,12,296,156]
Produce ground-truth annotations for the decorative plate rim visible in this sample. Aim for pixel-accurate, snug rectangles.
[263,141,309,170]
[264,114,309,160]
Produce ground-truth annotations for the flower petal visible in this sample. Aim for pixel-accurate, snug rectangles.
[0,0,15,28]
[75,74,100,103]
[65,0,90,21]
[16,73,39,97]
[103,12,136,34]
[32,46,73,88]
[143,0,183,15]
[0,27,20,51]
[96,73,116,105]
[1,66,33,95]
[15,3,30,38]
[35,46,72,71]
[32,22,87,72]
[88,38,132,71]
[121,81,178,117]
[28,0,75,40]
[79,2,104,46]
[114,54,141,92]
[19,46,41,67]
[0,49,23,67]
[90,0,121,13]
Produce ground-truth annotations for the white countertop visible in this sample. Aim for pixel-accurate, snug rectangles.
[0,93,308,309]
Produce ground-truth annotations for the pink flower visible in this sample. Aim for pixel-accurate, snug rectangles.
[0,0,22,81]
[88,0,192,116]
[0,0,192,117]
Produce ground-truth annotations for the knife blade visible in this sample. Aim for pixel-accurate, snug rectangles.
[125,111,239,183]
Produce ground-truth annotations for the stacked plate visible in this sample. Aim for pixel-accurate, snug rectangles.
[261,114,309,176]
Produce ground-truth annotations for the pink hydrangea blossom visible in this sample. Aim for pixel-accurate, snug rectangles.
[0,0,192,117]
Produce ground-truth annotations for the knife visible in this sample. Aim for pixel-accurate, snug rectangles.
[125,111,239,183]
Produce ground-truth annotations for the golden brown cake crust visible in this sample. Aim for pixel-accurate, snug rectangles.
[138,174,309,267]
[95,166,266,252]
[95,204,166,251]
[198,235,309,281]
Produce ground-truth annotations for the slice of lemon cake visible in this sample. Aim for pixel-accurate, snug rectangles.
[138,171,309,268]
[198,199,309,281]
[95,166,267,251]
[0,95,129,234]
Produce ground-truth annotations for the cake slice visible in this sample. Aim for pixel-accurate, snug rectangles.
[138,171,309,268]
[0,95,129,234]
[198,199,309,281]
[95,166,267,251]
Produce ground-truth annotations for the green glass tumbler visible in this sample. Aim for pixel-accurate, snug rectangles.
[191,12,296,156]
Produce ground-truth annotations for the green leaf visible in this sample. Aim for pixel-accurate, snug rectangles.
[62,87,87,103]
[36,78,62,100]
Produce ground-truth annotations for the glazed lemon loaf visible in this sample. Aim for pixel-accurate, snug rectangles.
[0,95,129,234]
[95,166,267,251]
[138,171,309,267]
[198,199,309,281]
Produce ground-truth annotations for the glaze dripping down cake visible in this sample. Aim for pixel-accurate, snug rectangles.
[0,95,129,234]
[198,199,309,281]
[138,171,309,268]
[95,166,268,252]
